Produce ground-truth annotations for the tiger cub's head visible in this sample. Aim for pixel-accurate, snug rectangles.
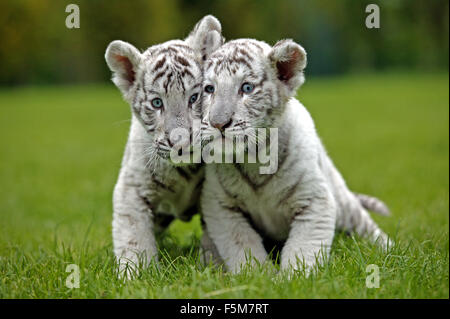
[202,38,307,137]
[105,15,223,163]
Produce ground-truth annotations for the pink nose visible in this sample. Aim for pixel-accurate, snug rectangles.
[211,118,232,131]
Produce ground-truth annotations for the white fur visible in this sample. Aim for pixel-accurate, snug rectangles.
[200,39,390,275]
[106,15,223,276]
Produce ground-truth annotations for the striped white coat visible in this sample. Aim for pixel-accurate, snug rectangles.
[200,39,391,274]
[105,16,223,276]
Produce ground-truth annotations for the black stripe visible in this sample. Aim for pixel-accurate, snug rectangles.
[172,43,193,51]
[152,67,168,84]
[231,57,252,70]
[181,68,195,80]
[238,48,254,61]
[163,72,173,93]
[151,176,175,193]
[278,182,299,206]
[188,164,203,175]
[155,47,179,55]
[153,57,166,72]
[175,167,191,181]
[140,195,153,210]
[175,55,191,67]
[258,71,268,87]
[233,163,276,191]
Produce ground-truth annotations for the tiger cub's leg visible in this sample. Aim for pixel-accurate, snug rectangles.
[113,178,158,278]
[281,186,336,275]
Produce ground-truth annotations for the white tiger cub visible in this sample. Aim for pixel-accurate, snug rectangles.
[200,38,391,274]
[105,15,223,275]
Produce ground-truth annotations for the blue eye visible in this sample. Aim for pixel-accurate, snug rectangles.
[189,93,199,104]
[151,98,163,108]
[241,83,254,93]
[205,85,215,93]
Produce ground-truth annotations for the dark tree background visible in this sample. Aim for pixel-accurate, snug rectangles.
[0,0,448,85]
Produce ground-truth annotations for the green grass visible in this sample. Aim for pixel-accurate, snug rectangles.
[0,72,448,298]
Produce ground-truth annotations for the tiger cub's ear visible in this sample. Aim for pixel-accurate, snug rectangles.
[105,40,142,96]
[268,39,307,97]
[185,15,224,61]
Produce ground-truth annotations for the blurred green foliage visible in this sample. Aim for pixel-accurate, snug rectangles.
[0,0,448,85]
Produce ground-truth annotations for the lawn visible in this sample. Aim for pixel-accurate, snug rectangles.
[0,72,448,298]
